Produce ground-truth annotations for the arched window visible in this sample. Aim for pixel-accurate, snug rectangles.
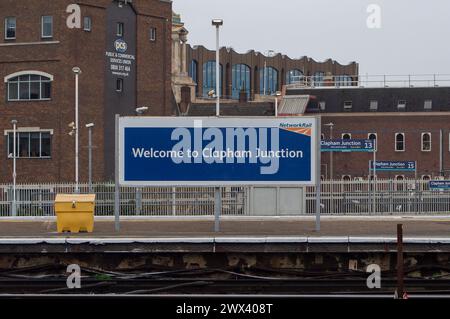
[189,60,198,84]
[335,75,353,87]
[395,133,405,152]
[5,71,53,101]
[232,64,251,100]
[286,69,304,85]
[312,71,324,87]
[342,133,352,140]
[202,61,223,98]
[342,175,351,182]
[260,66,278,95]
[421,132,431,152]
[368,133,377,141]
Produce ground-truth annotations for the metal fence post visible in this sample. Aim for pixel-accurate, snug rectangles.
[214,186,222,232]
[135,187,142,216]
[114,114,120,232]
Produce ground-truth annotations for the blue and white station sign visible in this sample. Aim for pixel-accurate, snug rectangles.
[369,161,416,172]
[321,139,375,152]
[429,180,450,190]
[119,117,318,186]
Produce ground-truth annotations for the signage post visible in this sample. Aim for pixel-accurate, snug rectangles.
[315,120,321,232]
[115,114,120,232]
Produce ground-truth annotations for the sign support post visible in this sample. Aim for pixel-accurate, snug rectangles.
[315,119,321,232]
[372,139,377,214]
[115,114,120,232]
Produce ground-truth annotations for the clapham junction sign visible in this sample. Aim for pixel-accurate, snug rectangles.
[117,117,320,186]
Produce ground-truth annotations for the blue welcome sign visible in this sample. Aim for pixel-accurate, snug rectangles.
[119,117,318,186]
[429,181,450,190]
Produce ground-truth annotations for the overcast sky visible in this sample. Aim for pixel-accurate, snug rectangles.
[173,0,450,76]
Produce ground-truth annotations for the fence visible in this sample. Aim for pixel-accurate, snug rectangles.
[0,179,449,217]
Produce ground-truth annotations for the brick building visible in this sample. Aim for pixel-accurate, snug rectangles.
[286,86,450,180]
[187,45,358,101]
[0,0,173,183]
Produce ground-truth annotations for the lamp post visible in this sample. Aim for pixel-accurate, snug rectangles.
[72,67,82,194]
[86,123,94,193]
[11,120,17,217]
[212,19,223,117]
[212,19,223,232]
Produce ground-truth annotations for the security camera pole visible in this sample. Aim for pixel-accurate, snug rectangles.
[212,19,223,232]
[86,123,94,193]
[72,67,82,194]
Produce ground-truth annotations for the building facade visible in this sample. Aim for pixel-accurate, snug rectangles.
[288,86,450,180]
[187,45,359,101]
[0,0,173,183]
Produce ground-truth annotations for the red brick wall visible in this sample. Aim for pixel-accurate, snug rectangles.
[0,0,172,183]
[321,114,450,179]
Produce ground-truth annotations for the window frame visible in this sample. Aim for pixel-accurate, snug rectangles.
[343,100,353,110]
[421,132,432,152]
[116,22,124,37]
[116,78,124,92]
[6,131,52,159]
[149,27,156,41]
[342,133,352,140]
[6,73,52,102]
[41,16,53,39]
[397,100,407,110]
[83,16,92,32]
[395,133,405,152]
[4,17,16,40]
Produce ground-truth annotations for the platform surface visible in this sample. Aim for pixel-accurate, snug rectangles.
[0,216,450,238]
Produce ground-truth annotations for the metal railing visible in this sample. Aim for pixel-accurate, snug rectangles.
[0,180,449,217]
[286,74,450,89]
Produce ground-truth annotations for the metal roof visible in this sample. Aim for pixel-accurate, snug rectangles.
[278,95,311,115]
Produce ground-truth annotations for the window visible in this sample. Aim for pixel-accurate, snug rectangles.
[83,17,92,32]
[422,175,431,181]
[286,69,303,85]
[232,64,251,99]
[342,133,352,140]
[335,75,352,87]
[5,17,16,39]
[7,131,51,158]
[117,22,124,37]
[344,101,353,110]
[424,100,432,110]
[369,100,378,111]
[260,66,279,95]
[342,175,351,182]
[321,133,325,140]
[116,78,123,92]
[397,100,406,110]
[319,101,326,111]
[41,16,53,38]
[189,60,198,84]
[202,61,223,98]
[368,133,377,141]
[395,175,405,191]
[395,133,405,152]
[149,27,156,41]
[7,74,52,101]
[421,132,431,152]
[312,71,324,87]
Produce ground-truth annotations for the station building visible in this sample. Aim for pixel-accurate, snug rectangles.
[0,0,173,183]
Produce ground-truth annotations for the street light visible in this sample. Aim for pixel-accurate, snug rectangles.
[86,123,94,193]
[212,19,223,117]
[135,106,149,115]
[212,19,223,233]
[72,67,82,194]
[11,120,17,217]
